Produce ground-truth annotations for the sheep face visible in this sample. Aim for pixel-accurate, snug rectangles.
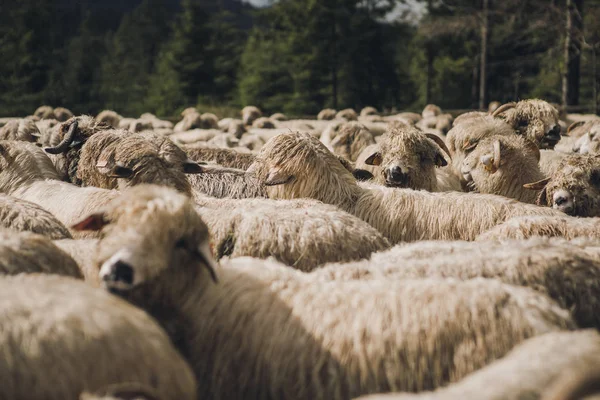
[73,185,217,300]
[527,154,600,217]
[249,131,357,203]
[493,99,561,149]
[446,116,515,189]
[329,122,376,162]
[365,124,449,191]
[94,133,202,196]
[461,136,540,200]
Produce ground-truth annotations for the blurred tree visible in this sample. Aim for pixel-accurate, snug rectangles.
[0,0,56,116]
[100,0,170,116]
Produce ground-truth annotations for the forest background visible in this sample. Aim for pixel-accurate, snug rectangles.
[0,0,598,118]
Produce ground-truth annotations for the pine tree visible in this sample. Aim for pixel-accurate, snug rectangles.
[100,0,170,116]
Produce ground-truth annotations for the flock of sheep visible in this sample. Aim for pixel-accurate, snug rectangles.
[0,99,600,399]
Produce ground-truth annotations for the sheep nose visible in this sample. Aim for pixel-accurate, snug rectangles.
[385,166,408,186]
[546,125,561,139]
[101,260,135,290]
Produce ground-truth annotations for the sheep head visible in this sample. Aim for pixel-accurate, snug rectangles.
[91,132,203,196]
[45,116,111,155]
[249,131,359,206]
[462,135,541,201]
[446,115,516,190]
[364,123,450,191]
[493,99,561,149]
[524,154,600,216]
[72,185,218,306]
[329,122,376,162]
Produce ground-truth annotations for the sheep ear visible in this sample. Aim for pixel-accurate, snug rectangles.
[523,177,551,190]
[536,186,548,206]
[71,213,108,231]
[182,159,204,174]
[364,151,382,166]
[264,169,294,186]
[353,169,374,181]
[96,160,134,179]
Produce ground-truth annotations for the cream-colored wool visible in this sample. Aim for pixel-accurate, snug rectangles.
[83,189,572,399]
[313,236,600,328]
[0,118,41,142]
[249,131,563,243]
[532,153,600,216]
[78,130,199,196]
[462,134,544,203]
[53,239,101,286]
[492,99,561,149]
[477,215,600,241]
[318,108,337,120]
[0,229,81,278]
[241,105,262,126]
[446,115,515,189]
[0,140,119,238]
[329,122,377,162]
[0,274,196,400]
[0,193,71,239]
[355,330,600,400]
[194,194,390,270]
[185,147,257,170]
[96,110,122,128]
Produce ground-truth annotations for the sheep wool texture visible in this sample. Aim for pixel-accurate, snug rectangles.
[461,134,544,203]
[185,147,257,170]
[477,215,600,241]
[329,122,376,162]
[250,132,563,243]
[0,140,119,238]
[0,194,72,239]
[0,274,197,400]
[84,186,572,400]
[0,118,40,142]
[354,330,600,400]
[194,196,390,270]
[0,229,82,278]
[537,153,600,217]
[312,237,600,328]
[189,168,267,199]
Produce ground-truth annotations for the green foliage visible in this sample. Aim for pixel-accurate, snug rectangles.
[100,0,170,116]
[1,0,599,117]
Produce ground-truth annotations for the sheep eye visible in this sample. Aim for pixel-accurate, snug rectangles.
[175,238,188,249]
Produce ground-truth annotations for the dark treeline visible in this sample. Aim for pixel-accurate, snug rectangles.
[0,0,599,118]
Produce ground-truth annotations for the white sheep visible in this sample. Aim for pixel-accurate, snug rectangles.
[0,274,196,400]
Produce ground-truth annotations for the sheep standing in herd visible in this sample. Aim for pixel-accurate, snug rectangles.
[0,100,599,400]
[73,185,572,400]
[249,131,562,242]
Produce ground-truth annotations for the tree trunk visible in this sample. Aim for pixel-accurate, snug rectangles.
[563,0,584,108]
[426,45,434,104]
[472,56,479,109]
[331,9,338,110]
[593,45,598,115]
[479,0,489,110]
[425,0,434,104]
